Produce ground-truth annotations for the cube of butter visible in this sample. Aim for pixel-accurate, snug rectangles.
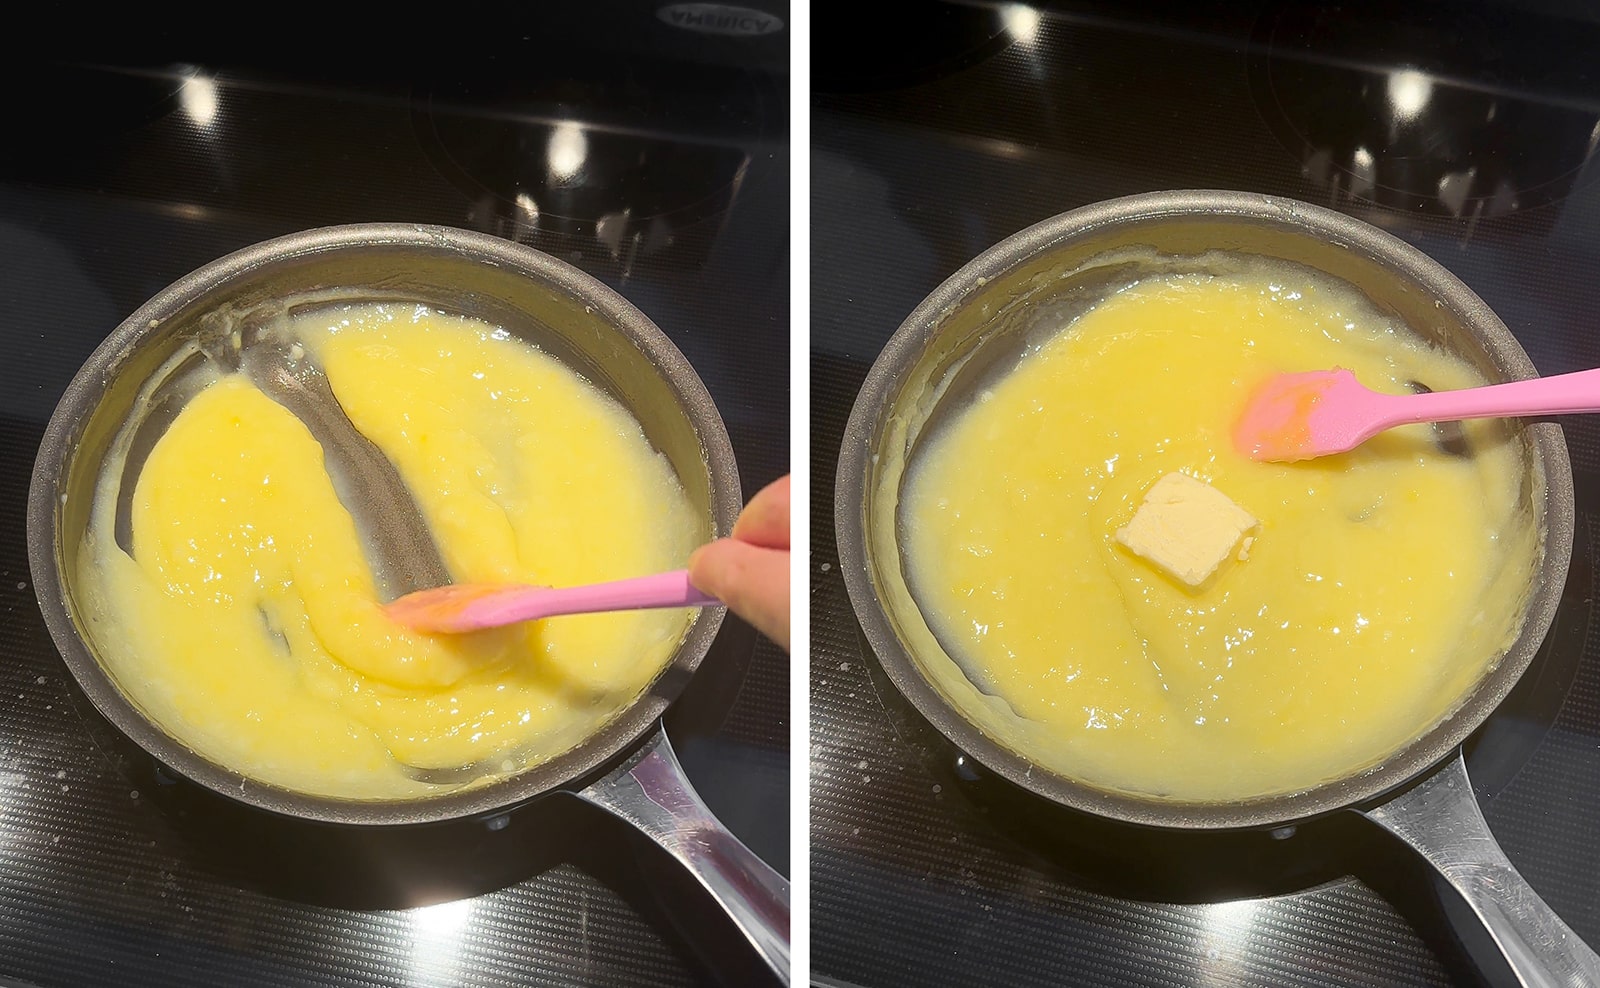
[1115,472,1257,587]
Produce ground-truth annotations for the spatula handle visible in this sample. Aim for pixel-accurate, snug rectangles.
[1393,366,1600,426]
[528,569,720,621]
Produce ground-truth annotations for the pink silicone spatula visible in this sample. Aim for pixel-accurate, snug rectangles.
[1235,366,1600,462]
[384,570,719,634]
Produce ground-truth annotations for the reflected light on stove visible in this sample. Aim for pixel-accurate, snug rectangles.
[411,897,474,935]
[1438,167,1475,217]
[1387,69,1433,122]
[1004,4,1041,46]
[596,209,630,258]
[516,192,540,224]
[408,898,474,981]
[1349,145,1376,197]
[1196,898,1260,978]
[548,122,588,182]
[179,70,219,129]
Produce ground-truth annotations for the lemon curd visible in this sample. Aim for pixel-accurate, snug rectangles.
[77,304,700,800]
[897,267,1540,802]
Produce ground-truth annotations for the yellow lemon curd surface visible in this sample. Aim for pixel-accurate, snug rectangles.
[894,267,1541,802]
[76,304,701,800]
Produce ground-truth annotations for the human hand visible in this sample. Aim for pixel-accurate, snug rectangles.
[688,474,791,652]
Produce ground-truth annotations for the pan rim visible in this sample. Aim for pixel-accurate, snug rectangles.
[835,189,1576,831]
[27,222,742,827]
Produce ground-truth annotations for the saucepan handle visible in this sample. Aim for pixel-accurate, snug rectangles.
[572,724,791,985]
[1360,750,1600,988]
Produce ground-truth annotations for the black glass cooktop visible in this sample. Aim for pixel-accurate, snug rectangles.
[812,3,1600,986]
[0,18,788,988]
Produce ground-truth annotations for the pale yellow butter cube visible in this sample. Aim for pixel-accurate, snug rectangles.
[1115,472,1257,587]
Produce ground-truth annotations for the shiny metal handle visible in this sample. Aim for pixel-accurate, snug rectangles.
[1362,751,1600,988]
[573,725,791,984]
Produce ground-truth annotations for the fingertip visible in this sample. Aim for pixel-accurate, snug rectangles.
[687,540,719,590]
[731,474,791,549]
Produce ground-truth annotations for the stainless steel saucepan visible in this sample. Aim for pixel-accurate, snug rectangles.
[837,191,1586,988]
[29,224,790,984]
